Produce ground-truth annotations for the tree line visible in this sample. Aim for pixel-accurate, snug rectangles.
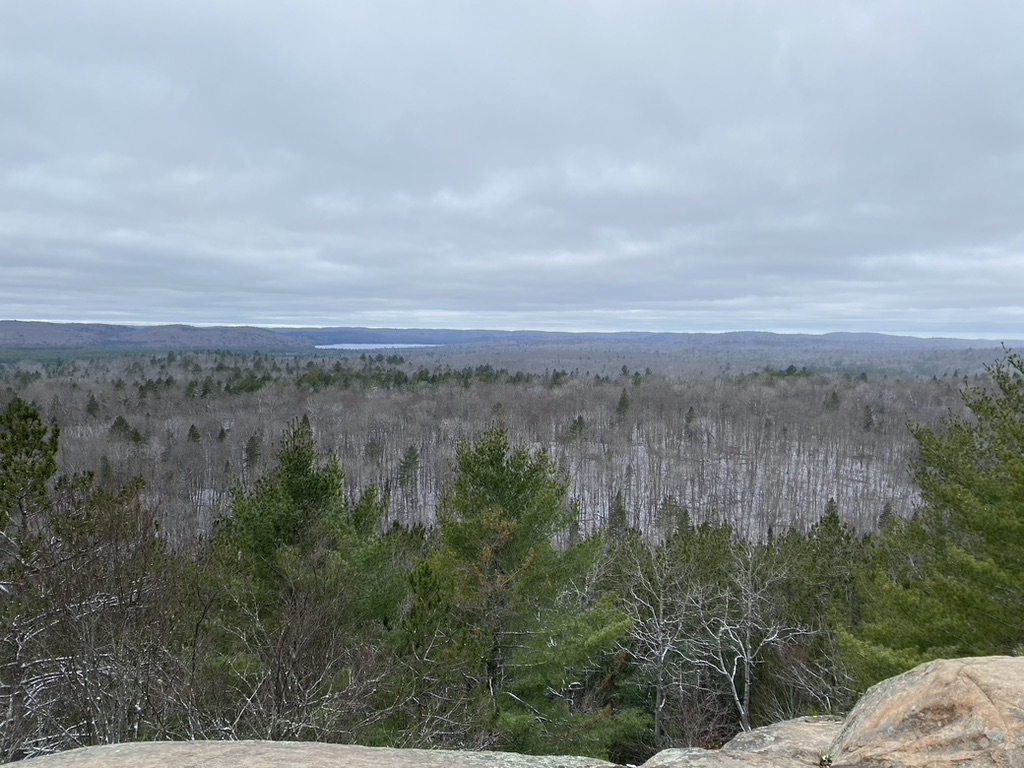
[1,350,1022,763]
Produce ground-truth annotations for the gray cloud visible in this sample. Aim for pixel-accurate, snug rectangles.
[1,0,1023,337]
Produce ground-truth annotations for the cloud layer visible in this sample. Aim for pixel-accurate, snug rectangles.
[2,1,1023,336]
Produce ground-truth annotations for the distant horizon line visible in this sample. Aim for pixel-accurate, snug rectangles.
[2,318,1019,343]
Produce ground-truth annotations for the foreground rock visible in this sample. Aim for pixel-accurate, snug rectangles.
[15,741,618,768]
[641,716,843,768]
[831,655,1024,768]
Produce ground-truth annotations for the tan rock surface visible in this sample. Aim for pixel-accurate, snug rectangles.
[831,656,1024,768]
[641,716,843,768]
[14,741,619,768]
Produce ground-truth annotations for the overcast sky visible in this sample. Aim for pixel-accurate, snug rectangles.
[2,1,1023,337]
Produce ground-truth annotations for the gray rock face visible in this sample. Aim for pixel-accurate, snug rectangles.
[830,656,1024,768]
[641,716,843,768]
[14,741,619,768]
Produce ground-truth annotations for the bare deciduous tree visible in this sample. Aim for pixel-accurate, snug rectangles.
[679,543,817,732]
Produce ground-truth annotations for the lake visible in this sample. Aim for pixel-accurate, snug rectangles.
[314,343,441,350]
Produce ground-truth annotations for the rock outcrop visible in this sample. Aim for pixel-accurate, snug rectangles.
[830,656,1024,768]
[641,716,843,768]
[14,741,618,768]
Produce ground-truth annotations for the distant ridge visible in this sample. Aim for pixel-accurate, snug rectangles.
[0,320,1015,355]
[275,326,1013,350]
[0,321,308,351]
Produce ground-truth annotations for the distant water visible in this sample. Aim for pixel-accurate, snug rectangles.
[314,343,441,350]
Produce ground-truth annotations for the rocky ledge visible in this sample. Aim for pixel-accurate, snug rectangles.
[11,742,617,768]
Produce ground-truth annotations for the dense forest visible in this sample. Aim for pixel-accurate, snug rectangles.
[1,347,1021,764]
[3,350,979,549]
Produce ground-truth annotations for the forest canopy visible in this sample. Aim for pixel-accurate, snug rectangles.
[1,348,1020,763]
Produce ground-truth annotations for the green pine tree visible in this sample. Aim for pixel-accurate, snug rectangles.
[201,416,405,740]
[437,426,571,703]
[616,388,631,418]
[0,398,60,544]
[398,426,640,756]
[846,350,1024,688]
